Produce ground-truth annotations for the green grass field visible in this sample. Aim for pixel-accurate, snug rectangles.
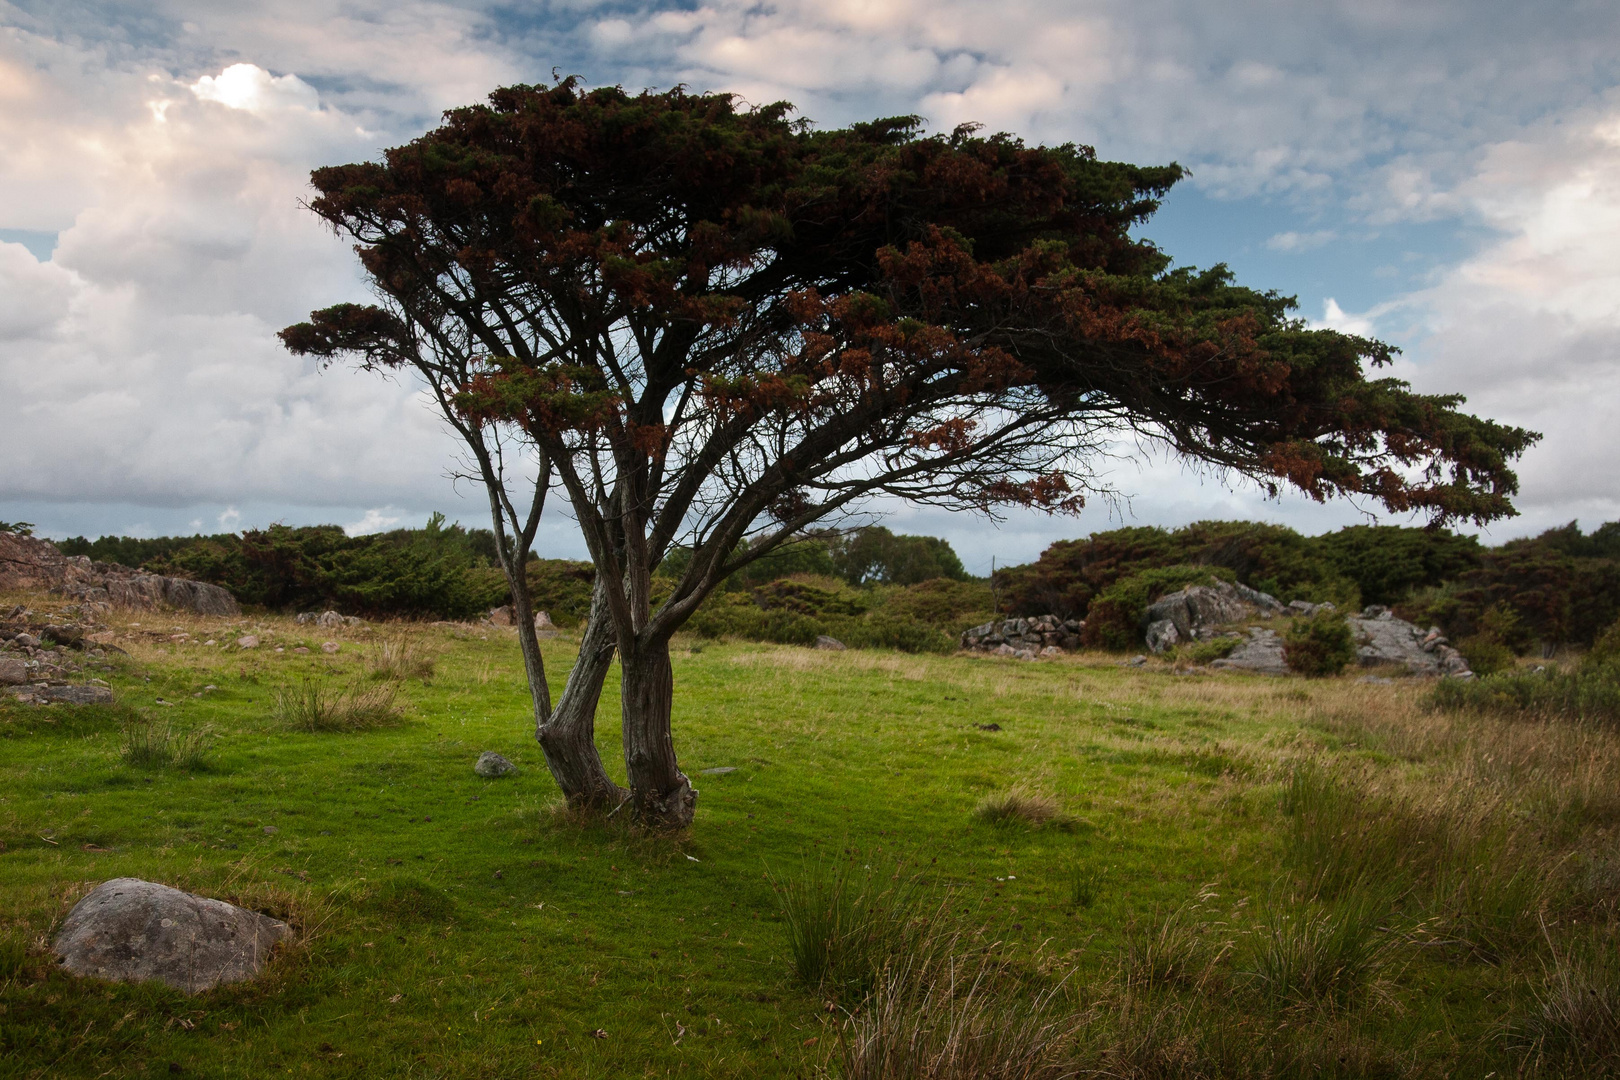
[2,598,1616,1078]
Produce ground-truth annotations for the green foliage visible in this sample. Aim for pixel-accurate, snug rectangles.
[1079,564,1227,650]
[522,558,597,627]
[0,521,35,537]
[58,515,509,620]
[1428,663,1620,726]
[367,877,457,924]
[1182,636,1241,664]
[771,859,937,1002]
[274,679,403,733]
[1283,611,1357,677]
[829,527,970,586]
[1315,525,1481,607]
[1243,895,1396,1008]
[686,576,961,653]
[121,716,210,771]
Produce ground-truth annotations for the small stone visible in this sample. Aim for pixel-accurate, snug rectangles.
[321,642,339,654]
[236,635,259,649]
[1126,655,1148,667]
[814,635,846,651]
[701,766,737,775]
[292,647,309,654]
[262,825,278,835]
[1039,645,1064,657]
[15,633,38,648]
[53,878,291,994]
[474,751,518,778]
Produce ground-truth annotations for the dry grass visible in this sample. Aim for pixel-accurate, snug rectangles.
[121,714,211,770]
[368,634,436,682]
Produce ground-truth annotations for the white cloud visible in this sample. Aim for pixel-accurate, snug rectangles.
[346,508,405,535]
[1266,229,1336,253]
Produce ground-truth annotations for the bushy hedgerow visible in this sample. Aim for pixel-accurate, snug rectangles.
[1284,611,1358,677]
[685,576,958,653]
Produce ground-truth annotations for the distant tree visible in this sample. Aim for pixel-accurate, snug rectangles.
[831,527,969,586]
[285,81,1535,827]
[1317,524,1481,607]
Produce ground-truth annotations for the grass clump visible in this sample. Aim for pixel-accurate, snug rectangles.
[0,931,27,982]
[1068,862,1105,909]
[1515,927,1620,1072]
[368,635,435,682]
[973,785,1068,829]
[1120,890,1228,993]
[275,678,402,733]
[1242,895,1397,1009]
[121,715,210,770]
[772,859,940,1001]
[1429,663,1620,726]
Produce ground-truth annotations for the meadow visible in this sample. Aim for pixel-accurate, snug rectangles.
[1,593,1616,1078]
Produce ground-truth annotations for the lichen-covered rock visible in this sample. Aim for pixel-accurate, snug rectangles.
[961,614,1083,653]
[0,533,238,616]
[1144,618,1180,654]
[474,751,518,777]
[1142,581,1284,651]
[1209,627,1290,675]
[1345,606,1472,677]
[53,878,290,994]
[814,635,846,650]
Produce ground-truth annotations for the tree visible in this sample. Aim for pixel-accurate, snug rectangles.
[283,80,1536,828]
[831,527,969,586]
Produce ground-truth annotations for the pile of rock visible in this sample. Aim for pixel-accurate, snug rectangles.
[294,610,363,628]
[0,532,238,616]
[961,614,1084,659]
[1,604,116,704]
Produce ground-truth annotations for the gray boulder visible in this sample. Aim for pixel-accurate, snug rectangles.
[1345,606,1472,677]
[474,751,518,777]
[814,635,846,651]
[1144,618,1180,654]
[0,657,27,685]
[36,685,114,705]
[1209,627,1291,675]
[53,878,291,994]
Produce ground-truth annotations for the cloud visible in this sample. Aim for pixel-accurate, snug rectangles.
[346,508,405,535]
[1266,229,1337,253]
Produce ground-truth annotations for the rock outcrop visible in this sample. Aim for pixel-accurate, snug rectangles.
[0,533,239,616]
[961,614,1084,655]
[53,878,291,994]
[1347,606,1472,677]
[1209,627,1290,675]
[1142,580,1285,654]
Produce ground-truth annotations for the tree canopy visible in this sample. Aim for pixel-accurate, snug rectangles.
[283,79,1536,827]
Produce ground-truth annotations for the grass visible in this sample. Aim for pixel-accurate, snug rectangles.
[972,785,1068,828]
[1,590,1618,1076]
[273,677,403,732]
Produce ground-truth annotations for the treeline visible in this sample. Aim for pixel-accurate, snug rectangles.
[55,515,1620,655]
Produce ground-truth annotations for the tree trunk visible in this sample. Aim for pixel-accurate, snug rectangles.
[536,583,624,809]
[619,632,696,829]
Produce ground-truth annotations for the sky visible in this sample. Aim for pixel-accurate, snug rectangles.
[2,0,1618,575]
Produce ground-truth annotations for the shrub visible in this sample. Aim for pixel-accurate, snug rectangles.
[1428,664,1620,727]
[275,679,402,733]
[1283,611,1356,677]
[1079,564,1230,651]
[1457,634,1515,677]
[1181,636,1240,665]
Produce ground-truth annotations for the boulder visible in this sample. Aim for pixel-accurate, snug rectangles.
[315,611,345,629]
[814,635,846,651]
[53,878,291,994]
[1209,627,1291,675]
[1142,580,1284,652]
[961,614,1081,653]
[236,635,259,649]
[486,605,514,626]
[474,751,518,778]
[1344,606,1472,677]
[1144,618,1180,654]
[0,657,28,685]
[534,611,559,639]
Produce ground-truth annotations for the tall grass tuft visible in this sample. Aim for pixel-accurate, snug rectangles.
[1429,660,1620,726]
[772,859,941,1001]
[369,635,435,682]
[275,679,402,733]
[1242,894,1397,1009]
[838,944,1079,1080]
[1120,889,1229,993]
[121,716,210,770]
[973,786,1068,829]
[1516,926,1620,1071]
[0,932,27,982]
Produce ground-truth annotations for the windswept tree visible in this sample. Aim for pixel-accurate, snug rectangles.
[283,80,1536,828]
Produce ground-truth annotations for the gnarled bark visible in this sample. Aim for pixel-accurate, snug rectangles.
[536,582,624,809]
[619,632,696,829]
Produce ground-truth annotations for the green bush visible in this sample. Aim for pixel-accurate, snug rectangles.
[1182,636,1241,664]
[1283,611,1356,677]
[1079,565,1229,651]
[1428,664,1620,727]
